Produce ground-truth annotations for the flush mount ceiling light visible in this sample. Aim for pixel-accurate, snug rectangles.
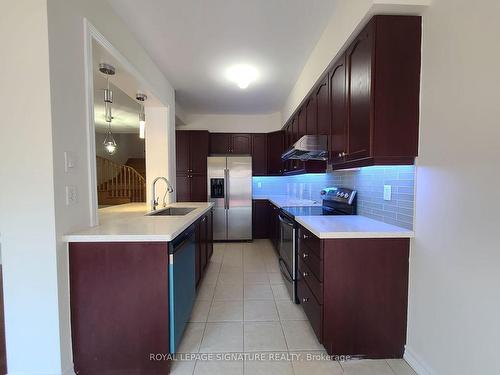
[226,64,258,89]
[99,63,118,155]
[136,93,147,139]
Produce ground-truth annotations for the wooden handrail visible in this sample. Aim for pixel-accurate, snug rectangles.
[96,156,146,203]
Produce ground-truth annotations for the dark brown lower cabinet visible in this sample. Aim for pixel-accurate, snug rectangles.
[196,214,207,285]
[196,210,214,287]
[207,210,214,259]
[69,242,171,375]
[297,225,409,359]
[252,200,271,239]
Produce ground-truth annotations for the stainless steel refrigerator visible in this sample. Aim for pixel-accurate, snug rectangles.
[207,156,252,241]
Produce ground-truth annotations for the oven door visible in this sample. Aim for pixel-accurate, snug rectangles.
[278,213,298,303]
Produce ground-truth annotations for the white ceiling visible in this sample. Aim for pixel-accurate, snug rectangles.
[107,0,336,114]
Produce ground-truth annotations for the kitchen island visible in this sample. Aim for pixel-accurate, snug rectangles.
[64,202,214,375]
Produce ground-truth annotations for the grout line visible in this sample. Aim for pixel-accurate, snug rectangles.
[385,359,400,375]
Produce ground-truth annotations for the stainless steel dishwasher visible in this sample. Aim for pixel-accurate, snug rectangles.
[169,224,196,353]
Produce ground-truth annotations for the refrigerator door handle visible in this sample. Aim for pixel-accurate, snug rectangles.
[224,168,229,209]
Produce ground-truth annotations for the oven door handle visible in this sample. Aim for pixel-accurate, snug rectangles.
[278,214,294,227]
[278,257,294,283]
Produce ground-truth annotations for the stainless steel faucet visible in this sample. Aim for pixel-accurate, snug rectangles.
[151,176,174,210]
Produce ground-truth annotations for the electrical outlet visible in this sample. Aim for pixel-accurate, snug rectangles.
[383,185,392,201]
[257,182,262,188]
[66,185,78,206]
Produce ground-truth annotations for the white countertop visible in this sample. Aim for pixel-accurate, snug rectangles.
[253,195,321,208]
[63,202,214,243]
[254,195,413,239]
[295,215,414,239]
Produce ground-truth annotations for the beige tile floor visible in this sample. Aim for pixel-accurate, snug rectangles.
[171,240,417,375]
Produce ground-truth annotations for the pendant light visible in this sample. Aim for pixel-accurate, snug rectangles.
[136,93,147,139]
[99,63,118,155]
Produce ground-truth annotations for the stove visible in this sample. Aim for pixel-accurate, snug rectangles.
[277,187,357,304]
[281,187,357,219]
[281,205,341,217]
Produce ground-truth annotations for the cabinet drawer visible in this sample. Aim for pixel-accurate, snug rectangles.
[299,262,323,304]
[298,245,323,282]
[298,227,322,259]
[297,274,322,342]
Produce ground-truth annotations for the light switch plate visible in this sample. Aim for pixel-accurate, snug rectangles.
[66,185,78,206]
[383,185,392,201]
[257,182,262,188]
[64,151,76,173]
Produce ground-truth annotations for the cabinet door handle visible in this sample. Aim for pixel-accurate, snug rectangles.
[302,253,309,259]
[303,234,309,239]
[302,297,309,303]
[338,153,342,157]
[302,271,309,277]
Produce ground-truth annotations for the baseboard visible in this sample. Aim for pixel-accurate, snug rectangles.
[404,345,438,375]
[7,366,75,375]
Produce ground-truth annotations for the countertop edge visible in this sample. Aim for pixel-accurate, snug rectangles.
[294,217,415,239]
[63,203,214,243]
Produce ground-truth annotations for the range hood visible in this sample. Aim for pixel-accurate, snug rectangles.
[281,135,328,161]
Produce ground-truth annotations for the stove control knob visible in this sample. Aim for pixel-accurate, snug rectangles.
[344,193,349,199]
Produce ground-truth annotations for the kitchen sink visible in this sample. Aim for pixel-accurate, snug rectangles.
[147,207,196,216]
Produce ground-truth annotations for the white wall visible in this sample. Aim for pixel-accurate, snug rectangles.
[406,0,500,374]
[0,2,62,373]
[145,106,176,206]
[281,0,430,122]
[178,112,282,133]
[0,0,176,374]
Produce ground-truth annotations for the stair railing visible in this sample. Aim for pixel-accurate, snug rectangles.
[96,156,145,202]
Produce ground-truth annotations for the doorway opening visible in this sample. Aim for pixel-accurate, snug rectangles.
[93,71,146,208]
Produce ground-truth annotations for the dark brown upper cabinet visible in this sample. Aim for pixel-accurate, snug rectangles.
[267,130,285,175]
[345,26,372,162]
[251,133,268,176]
[231,134,252,154]
[175,130,208,202]
[190,132,210,174]
[209,133,252,155]
[176,130,209,175]
[329,55,347,165]
[209,133,231,154]
[281,15,421,172]
[297,108,306,139]
[175,130,190,174]
[338,15,421,168]
[315,75,330,143]
[305,94,317,135]
[284,120,294,173]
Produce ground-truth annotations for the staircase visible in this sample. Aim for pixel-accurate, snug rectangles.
[96,156,146,206]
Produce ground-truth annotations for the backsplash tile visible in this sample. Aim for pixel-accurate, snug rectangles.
[252,165,416,230]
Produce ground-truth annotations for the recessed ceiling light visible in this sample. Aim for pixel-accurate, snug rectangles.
[226,64,258,89]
